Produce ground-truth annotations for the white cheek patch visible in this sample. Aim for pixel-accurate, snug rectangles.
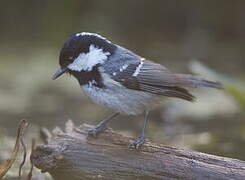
[68,44,110,71]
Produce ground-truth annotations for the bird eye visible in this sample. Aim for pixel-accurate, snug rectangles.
[62,50,74,61]
[59,49,76,67]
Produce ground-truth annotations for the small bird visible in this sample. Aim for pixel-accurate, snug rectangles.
[53,32,222,149]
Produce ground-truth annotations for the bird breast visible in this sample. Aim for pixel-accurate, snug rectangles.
[81,82,159,115]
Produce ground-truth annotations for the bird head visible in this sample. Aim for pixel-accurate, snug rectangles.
[52,32,116,80]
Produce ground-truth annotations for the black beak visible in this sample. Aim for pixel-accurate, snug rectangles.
[52,67,68,80]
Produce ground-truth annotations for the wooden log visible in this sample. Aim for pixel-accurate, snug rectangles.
[31,121,245,180]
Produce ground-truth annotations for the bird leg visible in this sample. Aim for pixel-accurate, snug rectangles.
[129,111,149,149]
[88,112,119,137]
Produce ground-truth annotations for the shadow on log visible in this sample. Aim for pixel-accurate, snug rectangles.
[31,120,245,180]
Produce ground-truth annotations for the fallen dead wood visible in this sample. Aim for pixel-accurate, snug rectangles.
[31,121,245,180]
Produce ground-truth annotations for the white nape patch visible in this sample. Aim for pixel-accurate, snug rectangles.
[75,32,112,43]
[67,44,110,71]
[119,64,129,72]
[132,59,144,77]
[113,72,117,76]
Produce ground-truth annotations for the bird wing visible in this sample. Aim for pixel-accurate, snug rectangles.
[102,45,222,101]
[104,58,222,102]
[103,59,194,101]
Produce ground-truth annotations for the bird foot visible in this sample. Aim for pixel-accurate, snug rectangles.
[128,136,146,149]
[87,124,107,137]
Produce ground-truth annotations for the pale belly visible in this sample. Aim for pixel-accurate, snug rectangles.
[81,85,159,115]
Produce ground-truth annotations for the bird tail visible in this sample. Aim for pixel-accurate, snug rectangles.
[173,74,223,90]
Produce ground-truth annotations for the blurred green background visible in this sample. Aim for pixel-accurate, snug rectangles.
[0,1,245,176]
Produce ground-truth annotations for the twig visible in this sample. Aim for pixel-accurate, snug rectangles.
[19,136,27,179]
[0,120,29,179]
[26,139,36,180]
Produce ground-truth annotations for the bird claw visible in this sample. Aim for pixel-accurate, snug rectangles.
[87,124,107,137]
[128,136,146,149]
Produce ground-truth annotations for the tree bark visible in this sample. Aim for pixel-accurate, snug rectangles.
[31,121,245,180]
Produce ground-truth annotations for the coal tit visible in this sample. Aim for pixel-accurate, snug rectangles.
[53,32,222,149]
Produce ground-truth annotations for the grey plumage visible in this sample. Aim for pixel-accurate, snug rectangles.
[79,45,222,115]
[81,83,159,115]
[102,46,222,103]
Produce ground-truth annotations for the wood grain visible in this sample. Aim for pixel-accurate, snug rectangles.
[31,121,245,180]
